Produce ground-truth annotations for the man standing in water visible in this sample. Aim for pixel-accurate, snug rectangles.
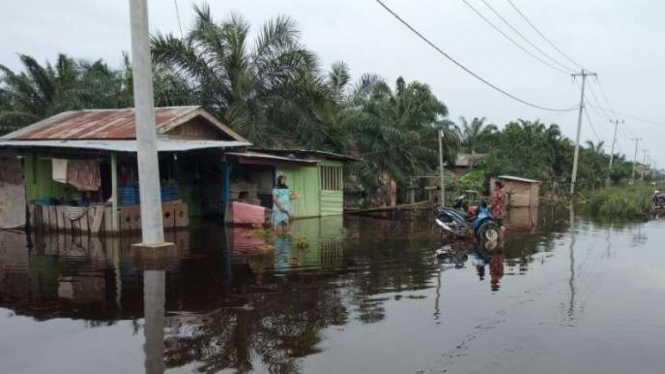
[490,180,507,232]
[272,174,302,234]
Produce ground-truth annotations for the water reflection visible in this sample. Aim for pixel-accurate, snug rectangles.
[144,271,166,374]
[0,205,635,374]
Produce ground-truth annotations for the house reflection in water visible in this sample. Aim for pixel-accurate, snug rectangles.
[0,215,349,373]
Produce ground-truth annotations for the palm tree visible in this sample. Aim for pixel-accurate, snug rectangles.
[457,116,497,153]
[585,140,605,155]
[151,3,319,145]
[0,54,136,135]
[341,75,457,187]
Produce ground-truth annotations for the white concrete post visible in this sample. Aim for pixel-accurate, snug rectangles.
[129,0,165,245]
[143,270,166,374]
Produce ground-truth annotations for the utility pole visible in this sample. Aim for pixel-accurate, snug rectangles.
[570,70,597,195]
[641,149,649,181]
[607,119,624,184]
[438,128,446,206]
[631,138,641,184]
[129,0,166,246]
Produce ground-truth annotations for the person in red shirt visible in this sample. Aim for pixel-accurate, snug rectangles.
[490,180,507,231]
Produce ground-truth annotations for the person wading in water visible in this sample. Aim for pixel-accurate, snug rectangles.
[490,180,507,233]
[272,174,302,234]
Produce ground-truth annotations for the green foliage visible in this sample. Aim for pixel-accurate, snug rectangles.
[0,53,193,135]
[455,116,497,153]
[458,169,485,193]
[460,118,637,189]
[588,185,652,219]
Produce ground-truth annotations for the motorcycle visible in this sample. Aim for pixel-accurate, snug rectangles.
[434,199,501,242]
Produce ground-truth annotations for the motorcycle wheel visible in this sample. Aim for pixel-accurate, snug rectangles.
[477,222,500,242]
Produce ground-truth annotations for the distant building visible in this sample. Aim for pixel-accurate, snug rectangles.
[453,153,488,175]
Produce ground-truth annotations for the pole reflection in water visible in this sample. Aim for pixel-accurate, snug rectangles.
[143,270,166,374]
[568,202,576,319]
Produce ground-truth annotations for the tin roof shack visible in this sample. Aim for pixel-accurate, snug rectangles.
[453,154,488,176]
[491,175,541,208]
[224,149,356,222]
[0,107,250,234]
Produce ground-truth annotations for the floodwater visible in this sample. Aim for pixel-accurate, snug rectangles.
[1,205,664,374]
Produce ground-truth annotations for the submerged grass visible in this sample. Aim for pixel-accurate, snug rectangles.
[587,185,652,220]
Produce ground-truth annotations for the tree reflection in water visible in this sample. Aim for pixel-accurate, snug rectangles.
[0,206,577,374]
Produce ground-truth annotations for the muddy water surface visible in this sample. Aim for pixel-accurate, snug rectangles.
[1,206,664,374]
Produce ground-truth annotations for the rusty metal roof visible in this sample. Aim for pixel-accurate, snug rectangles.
[0,139,251,153]
[2,106,247,142]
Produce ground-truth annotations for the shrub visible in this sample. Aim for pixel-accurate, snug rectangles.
[588,185,652,219]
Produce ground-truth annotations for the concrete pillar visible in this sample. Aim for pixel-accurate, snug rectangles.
[143,270,165,374]
[129,0,165,245]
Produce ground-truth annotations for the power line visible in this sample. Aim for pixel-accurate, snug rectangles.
[583,106,602,144]
[374,0,578,112]
[459,0,571,75]
[174,0,184,38]
[478,0,576,73]
[504,0,585,70]
[595,78,617,112]
[586,103,665,128]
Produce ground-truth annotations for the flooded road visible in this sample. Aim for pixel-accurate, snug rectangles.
[1,206,664,374]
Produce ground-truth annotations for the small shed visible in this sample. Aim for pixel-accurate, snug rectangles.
[491,175,541,208]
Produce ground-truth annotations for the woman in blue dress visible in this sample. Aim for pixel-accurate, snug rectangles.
[272,174,302,234]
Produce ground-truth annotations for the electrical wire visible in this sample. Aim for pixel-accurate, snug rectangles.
[595,78,616,112]
[586,103,665,128]
[478,0,576,73]
[374,0,578,112]
[459,0,571,75]
[583,106,603,145]
[504,0,585,70]
[174,0,184,38]
[585,85,611,120]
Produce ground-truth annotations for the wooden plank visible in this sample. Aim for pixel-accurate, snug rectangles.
[103,207,113,234]
[174,202,189,228]
[119,207,132,233]
[162,202,176,230]
[55,206,64,232]
[48,206,57,231]
[91,206,105,234]
[344,201,432,214]
[28,204,35,230]
[89,236,104,260]
[63,207,72,233]
[130,205,141,232]
[41,205,50,230]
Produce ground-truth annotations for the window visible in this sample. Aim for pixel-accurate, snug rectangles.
[320,165,343,191]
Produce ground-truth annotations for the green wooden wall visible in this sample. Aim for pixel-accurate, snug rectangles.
[276,165,320,218]
[318,160,344,216]
[24,153,76,202]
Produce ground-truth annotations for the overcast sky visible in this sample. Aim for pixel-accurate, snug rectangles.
[2,0,664,164]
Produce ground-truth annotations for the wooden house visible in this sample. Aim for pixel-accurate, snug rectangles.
[0,106,250,234]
